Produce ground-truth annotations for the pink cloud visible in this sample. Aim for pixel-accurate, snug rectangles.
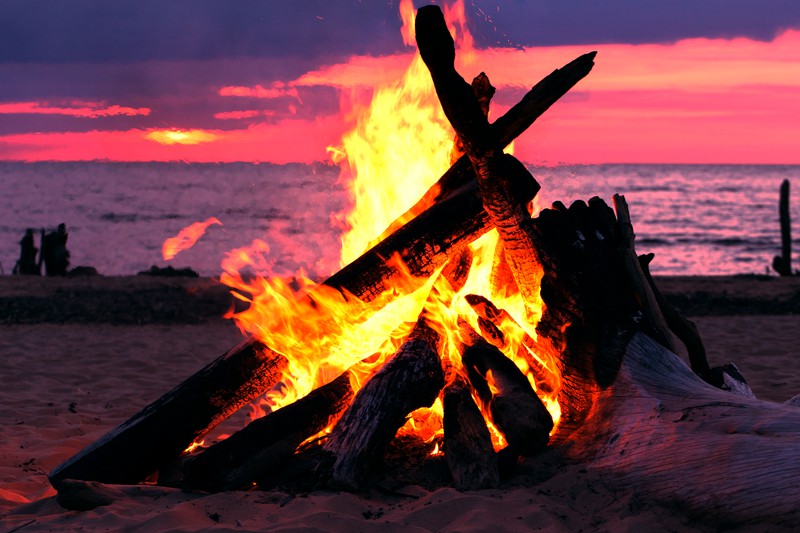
[0,115,344,163]
[219,82,300,100]
[0,101,151,118]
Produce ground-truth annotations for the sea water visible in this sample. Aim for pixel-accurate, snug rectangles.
[1,161,798,277]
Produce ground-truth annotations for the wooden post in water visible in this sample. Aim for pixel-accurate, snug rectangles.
[772,179,792,276]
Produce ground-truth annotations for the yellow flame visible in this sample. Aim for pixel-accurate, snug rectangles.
[162,217,222,260]
[221,0,561,451]
[183,439,204,454]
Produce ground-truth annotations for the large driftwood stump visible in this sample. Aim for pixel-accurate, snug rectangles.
[416,9,800,523]
[531,197,800,527]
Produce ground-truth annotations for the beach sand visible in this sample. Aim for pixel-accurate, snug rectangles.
[1,275,799,531]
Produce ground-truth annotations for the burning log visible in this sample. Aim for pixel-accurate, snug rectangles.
[465,293,554,394]
[442,372,499,490]
[181,371,353,492]
[49,337,288,488]
[460,325,553,456]
[320,319,444,489]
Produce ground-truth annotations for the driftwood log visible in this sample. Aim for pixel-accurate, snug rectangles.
[181,371,353,492]
[530,197,800,526]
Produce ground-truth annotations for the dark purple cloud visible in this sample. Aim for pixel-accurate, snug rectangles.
[468,0,800,48]
[2,0,798,66]
[1,0,798,140]
[0,0,406,64]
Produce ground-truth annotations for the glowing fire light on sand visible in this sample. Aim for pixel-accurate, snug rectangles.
[220,0,562,451]
[162,217,222,260]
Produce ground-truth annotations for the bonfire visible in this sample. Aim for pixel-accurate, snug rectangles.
[47,4,800,527]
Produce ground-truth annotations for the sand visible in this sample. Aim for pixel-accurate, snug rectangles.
[1,275,800,532]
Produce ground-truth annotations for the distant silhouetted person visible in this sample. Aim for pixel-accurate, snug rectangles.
[12,228,41,275]
[40,223,71,276]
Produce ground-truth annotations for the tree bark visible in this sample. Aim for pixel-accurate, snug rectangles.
[321,319,444,489]
[181,371,353,492]
[49,336,288,488]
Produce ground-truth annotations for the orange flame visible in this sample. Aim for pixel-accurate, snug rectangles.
[162,217,222,260]
[221,0,561,453]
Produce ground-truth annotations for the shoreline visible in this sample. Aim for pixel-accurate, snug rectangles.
[1,273,799,324]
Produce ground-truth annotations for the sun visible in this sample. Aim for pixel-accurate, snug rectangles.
[145,128,219,145]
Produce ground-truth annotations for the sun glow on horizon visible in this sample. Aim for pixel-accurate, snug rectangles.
[145,128,220,145]
[0,27,798,164]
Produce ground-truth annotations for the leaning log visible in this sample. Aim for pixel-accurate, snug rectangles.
[531,196,800,526]
[321,319,444,489]
[182,371,354,492]
[460,327,553,456]
[442,373,499,490]
[373,50,595,246]
[49,337,288,488]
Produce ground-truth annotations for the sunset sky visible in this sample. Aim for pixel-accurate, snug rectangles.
[1,0,798,165]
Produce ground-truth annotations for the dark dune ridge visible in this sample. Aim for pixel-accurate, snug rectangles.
[1,274,799,324]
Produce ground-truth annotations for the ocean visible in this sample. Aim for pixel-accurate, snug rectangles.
[1,161,798,277]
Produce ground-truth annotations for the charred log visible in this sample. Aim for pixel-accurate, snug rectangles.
[442,374,499,490]
[49,337,287,488]
[321,320,445,489]
[460,325,552,456]
[465,293,555,394]
[182,371,353,492]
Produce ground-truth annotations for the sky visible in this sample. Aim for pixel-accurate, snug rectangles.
[1,0,798,165]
